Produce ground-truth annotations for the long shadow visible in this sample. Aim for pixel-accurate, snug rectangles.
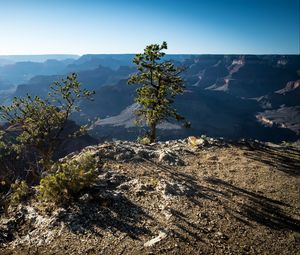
[149,160,227,201]
[236,140,300,176]
[143,160,300,235]
[171,208,204,241]
[206,177,300,232]
[56,193,152,240]
[40,146,300,243]
[55,172,153,240]
[138,161,229,241]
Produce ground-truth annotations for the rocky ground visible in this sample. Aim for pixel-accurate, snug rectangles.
[0,136,299,255]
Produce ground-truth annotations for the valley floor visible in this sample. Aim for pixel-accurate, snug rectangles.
[1,139,300,254]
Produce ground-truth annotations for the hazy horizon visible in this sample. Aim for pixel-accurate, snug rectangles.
[1,53,300,57]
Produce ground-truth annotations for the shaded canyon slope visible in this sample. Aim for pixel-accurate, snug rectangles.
[6,54,300,142]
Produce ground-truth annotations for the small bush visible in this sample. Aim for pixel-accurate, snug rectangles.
[37,152,98,203]
[10,180,30,205]
[137,135,151,145]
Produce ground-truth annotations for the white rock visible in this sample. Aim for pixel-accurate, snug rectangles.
[144,230,168,247]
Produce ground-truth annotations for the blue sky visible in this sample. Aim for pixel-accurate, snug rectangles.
[0,0,299,55]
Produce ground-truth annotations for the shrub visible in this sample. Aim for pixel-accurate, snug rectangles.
[37,152,98,203]
[137,135,151,145]
[10,180,30,205]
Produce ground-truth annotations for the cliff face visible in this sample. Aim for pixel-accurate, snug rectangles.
[7,54,300,142]
[1,137,299,254]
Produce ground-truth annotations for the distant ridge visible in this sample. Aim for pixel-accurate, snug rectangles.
[1,54,299,142]
[0,55,79,63]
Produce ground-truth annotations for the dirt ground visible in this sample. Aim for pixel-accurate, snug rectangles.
[1,140,300,254]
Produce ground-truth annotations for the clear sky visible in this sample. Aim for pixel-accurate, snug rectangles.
[0,0,299,55]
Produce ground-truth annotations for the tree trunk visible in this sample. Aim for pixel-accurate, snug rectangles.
[149,122,157,143]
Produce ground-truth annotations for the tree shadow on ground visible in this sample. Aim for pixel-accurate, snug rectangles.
[147,161,224,203]
[236,140,300,176]
[55,173,153,240]
[205,177,300,232]
[146,160,300,240]
[56,194,152,239]
[44,143,300,244]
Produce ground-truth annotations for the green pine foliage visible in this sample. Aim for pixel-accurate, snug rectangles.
[37,151,98,203]
[0,73,95,173]
[128,42,190,142]
[9,180,30,205]
[137,135,151,145]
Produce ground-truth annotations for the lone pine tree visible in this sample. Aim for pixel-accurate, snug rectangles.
[128,41,189,142]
